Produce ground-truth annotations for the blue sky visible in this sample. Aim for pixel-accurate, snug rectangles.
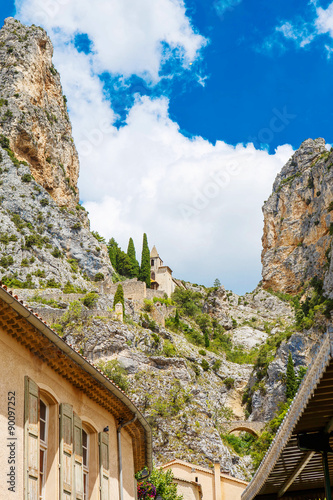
[2,0,333,293]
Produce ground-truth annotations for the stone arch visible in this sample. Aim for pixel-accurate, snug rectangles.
[228,425,259,437]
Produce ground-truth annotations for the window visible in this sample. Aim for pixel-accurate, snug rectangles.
[24,378,105,500]
[99,431,109,500]
[39,400,48,500]
[151,259,154,266]
[82,430,89,500]
[195,477,198,483]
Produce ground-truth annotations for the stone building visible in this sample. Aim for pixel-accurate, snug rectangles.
[150,246,179,297]
[161,459,248,500]
[0,283,152,499]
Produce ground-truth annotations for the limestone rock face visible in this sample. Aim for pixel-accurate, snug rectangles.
[262,138,333,297]
[0,145,114,287]
[63,315,254,480]
[25,282,295,480]
[0,18,79,209]
[249,331,322,421]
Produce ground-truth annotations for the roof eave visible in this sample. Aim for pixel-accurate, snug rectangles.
[0,285,153,471]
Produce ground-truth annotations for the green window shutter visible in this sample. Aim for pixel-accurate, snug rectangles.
[99,432,109,500]
[60,403,74,499]
[73,414,84,500]
[24,376,40,500]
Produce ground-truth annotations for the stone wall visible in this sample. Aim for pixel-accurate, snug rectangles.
[107,279,165,302]
[146,289,165,300]
[107,279,146,301]
[11,289,86,303]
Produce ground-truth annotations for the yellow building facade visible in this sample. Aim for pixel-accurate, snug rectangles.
[0,284,152,499]
[161,459,248,500]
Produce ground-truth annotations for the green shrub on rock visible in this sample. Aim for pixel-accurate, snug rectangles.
[82,292,99,309]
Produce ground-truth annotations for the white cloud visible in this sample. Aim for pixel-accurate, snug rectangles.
[80,95,293,292]
[14,0,294,293]
[262,2,333,56]
[214,0,242,17]
[316,3,333,37]
[15,0,207,82]
[276,21,314,47]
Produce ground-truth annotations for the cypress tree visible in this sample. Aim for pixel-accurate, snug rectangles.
[286,352,297,400]
[107,237,119,269]
[113,284,125,311]
[139,233,151,288]
[127,237,140,277]
[116,251,133,277]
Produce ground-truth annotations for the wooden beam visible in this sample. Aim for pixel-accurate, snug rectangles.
[277,451,315,498]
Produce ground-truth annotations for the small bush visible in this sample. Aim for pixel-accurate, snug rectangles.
[1,275,34,289]
[0,233,9,244]
[163,340,177,357]
[198,349,206,356]
[34,269,45,278]
[76,204,86,211]
[51,247,62,258]
[143,299,154,312]
[62,282,85,294]
[212,359,222,372]
[11,213,26,231]
[21,173,32,182]
[46,278,61,288]
[62,281,77,294]
[24,233,45,249]
[223,377,235,389]
[96,359,128,392]
[201,359,209,371]
[0,255,14,268]
[51,323,63,335]
[81,292,99,309]
[67,258,79,273]
[94,272,104,282]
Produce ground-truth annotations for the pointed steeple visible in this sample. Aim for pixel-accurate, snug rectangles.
[150,245,159,258]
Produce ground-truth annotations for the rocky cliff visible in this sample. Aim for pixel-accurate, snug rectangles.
[262,138,333,298]
[0,18,114,288]
[0,18,79,210]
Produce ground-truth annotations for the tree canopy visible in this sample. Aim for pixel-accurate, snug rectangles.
[139,233,151,288]
[113,283,125,311]
[127,237,140,277]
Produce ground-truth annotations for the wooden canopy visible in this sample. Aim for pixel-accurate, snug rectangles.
[243,327,333,500]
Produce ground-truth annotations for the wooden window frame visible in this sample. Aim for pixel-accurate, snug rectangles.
[99,431,110,500]
[39,399,48,500]
[24,376,40,500]
[82,429,89,500]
